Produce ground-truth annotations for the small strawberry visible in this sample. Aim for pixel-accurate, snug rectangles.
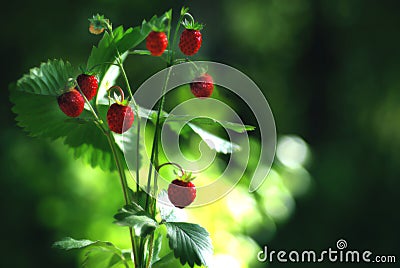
[146,31,168,56]
[57,89,85,117]
[167,172,196,209]
[106,86,134,134]
[179,20,203,56]
[88,14,108,35]
[168,180,196,209]
[190,73,214,98]
[77,74,98,101]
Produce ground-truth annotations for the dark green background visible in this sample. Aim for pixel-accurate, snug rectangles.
[2,0,399,267]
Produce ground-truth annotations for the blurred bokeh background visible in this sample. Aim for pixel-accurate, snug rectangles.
[2,0,400,267]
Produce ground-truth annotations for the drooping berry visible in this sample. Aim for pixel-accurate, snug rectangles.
[77,74,98,101]
[107,103,134,134]
[168,179,196,209]
[190,73,214,98]
[179,29,202,56]
[88,14,108,35]
[57,89,85,117]
[89,24,105,35]
[146,31,168,56]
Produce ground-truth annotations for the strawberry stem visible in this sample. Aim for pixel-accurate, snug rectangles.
[157,162,185,177]
[105,132,139,267]
[107,85,125,103]
[169,8,188,65]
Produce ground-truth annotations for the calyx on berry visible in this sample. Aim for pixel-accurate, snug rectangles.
[157,162,196,183]
[88,14,110,35]
[106,86,134,134]
[160,162,197,209]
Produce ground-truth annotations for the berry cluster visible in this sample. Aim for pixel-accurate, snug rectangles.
[57,74,98,118]
[57,10,215,208]
[145,16,214,99]
[57,74,134,134]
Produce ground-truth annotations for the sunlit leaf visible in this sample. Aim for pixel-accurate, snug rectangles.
[151,234,163,265]
[114,207,158,237]
[87,25,151,81]
[157,190,187,222]
[10,84,119,171]
[152,252,176,268]
[167,115,255,133]
[16,59,75,96]
[141,108,242,154]
[188,123,241,154]
[54,237,130,267]
[165,222,213,267]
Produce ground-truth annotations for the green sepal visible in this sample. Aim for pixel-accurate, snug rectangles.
[181,19,203,31]
[88,13,110,31]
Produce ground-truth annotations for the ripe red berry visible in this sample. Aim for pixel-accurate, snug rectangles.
[77,74,98,101]
[168,179,196,209]
[57,89,85,117]
[146,31,168,56]
[179,29,202,56]
[190,73,214,98]
[107,103,134,134]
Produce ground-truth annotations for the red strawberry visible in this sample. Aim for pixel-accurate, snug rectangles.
[146,31,168,56]
[190,73,214,98]
[57,89,85,117]
[168,179,196,209]
[107,103,134,134]
[179,29,202,56]
[77,74,98,101]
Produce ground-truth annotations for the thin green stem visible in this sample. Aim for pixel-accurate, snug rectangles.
[166,11,173,64]
[117,61,141,193]
[144,67,172,211]
[170,10,187,64]
[105,132,139,268]
[145,235,155,268]
[80,20,141,262]
[116,48,146,268]
[87,62,120,73]
[117,60,134,100]
[157,162,185,175]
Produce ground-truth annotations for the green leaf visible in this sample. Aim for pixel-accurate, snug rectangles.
[167,115,255,133]
[16,59,75,96]
[53,237,130,268]
[10,84,117,172]
[114,207,157,237]
[53,237,103,250]
[141,107,242,154]
[87,23,152,81]
[165,222,213,267]
[83,248,130,268]
[188,123,241,154]
[128,189,149,211]
[157,190,187,222]
[96,53,126,105]
[150,234,163,265]
[152,252,176,268]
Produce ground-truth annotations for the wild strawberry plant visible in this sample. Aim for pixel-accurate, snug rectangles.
[10,7,255,268]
